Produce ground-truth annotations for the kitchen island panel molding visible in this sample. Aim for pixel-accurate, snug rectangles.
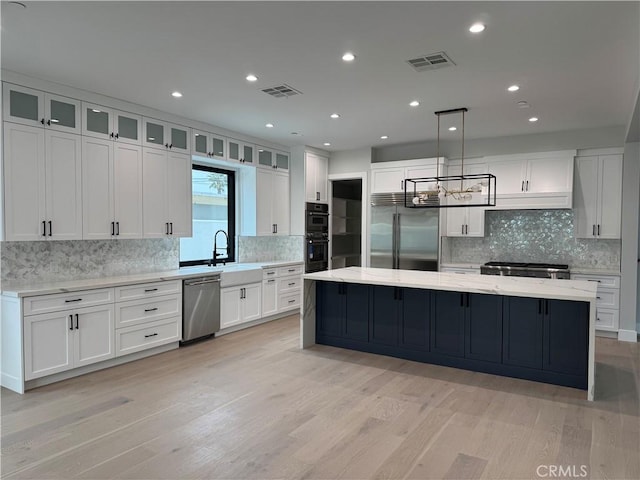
[303,267,597,400]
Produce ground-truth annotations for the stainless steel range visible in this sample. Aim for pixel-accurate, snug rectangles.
[480,261,570,279]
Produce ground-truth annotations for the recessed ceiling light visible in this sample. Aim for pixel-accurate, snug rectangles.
[508,85,520,92]
[330,113,340,119]
[409,100,420,107]
[246,74,258,82]
[265,123,274,128]
[469,23,485,33]
[529,117,539,122]
[171,91,183,98]
[323,142,331,146]
[517,101,530,108]
[448,127,457,131]
[342,52,356,62]
[380,135,389,140]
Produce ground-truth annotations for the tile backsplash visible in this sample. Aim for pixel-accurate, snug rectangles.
[443,209,621,270]
[1,239,180,285]
[237,236,304,263]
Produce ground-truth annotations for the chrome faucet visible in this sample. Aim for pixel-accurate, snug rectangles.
[210,229,230,266]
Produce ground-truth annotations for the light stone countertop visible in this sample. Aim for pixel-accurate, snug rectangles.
[1,260,303,298]
[440,263,621,276]
[304,267,597,302]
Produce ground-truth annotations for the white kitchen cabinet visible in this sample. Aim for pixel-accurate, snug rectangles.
[260,264,303,318]
[142,148,192,238]
[256,169,290,235]
[220,283,262,329]
[82,137,143,239]
[486,151,574,209]
[228,138,255,165]
[192,130,227,160]
[371,167,405,193]
[443,162,486,237]
[370,158,443,194]
[3,123,82,241]
[24,303,115,380]
[574,155,622,239]
[3,83,80,134]
[82,102,142,145]
[305,152,329,202]
[262,277,279,317]
[142,117,190,154]
[571,273,620,332]
[257,147,290,172]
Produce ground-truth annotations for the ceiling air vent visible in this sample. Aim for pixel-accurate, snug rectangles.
[261,84,302,98]
[406,52,455,72]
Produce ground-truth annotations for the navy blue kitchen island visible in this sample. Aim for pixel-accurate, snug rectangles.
[302,267,598,401]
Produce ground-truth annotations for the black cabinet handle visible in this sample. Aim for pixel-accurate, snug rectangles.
[288,269,295,272]
[144,307,158,312]
[521,181,524,192]
[316,192,320,201]
[110,132,115,138]
[166,222,169,235]
[111,221,115,236]
[65,298,82,303]
[460,293,464,307]
[288,299,296,304]
[288,282,295,286]
[169,222,173,235]
[526,180,529,191]
[48,221,52,236]
[69,314,74,330]
[545,300,549,315]
[42,220,47,236]
[597,224,600,236]
[115,133,119,139]
[596,296,601,299]
[144,333,158,338]
[592,224,596,236]
[165,143,169,148]
[393,287,397,300]
[538,299,542,314]
[466,293,469,308]
[275,224,278,234]
[75,313,79,330]
[461,224,464,235]
[169,144,173,149]
[116,221,120,236]
[398,288,403,301]
[268,279,275,283]
[41,118,45,125]
[145,288,158,292]
[47,120,51,126]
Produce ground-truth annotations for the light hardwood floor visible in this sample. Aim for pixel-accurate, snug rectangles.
[2,315,639,480]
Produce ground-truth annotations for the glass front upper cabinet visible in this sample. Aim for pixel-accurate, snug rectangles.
[83,103,141,144]
[3,84,80,133]
[258,148,273,168]
[275,152,290,171]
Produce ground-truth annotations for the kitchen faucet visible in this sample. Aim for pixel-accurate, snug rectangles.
[210,230,230,266]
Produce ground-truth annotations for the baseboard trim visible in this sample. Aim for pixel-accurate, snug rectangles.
[617,329,638,342]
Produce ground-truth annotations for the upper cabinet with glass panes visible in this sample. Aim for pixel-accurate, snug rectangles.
[82,102,142,145]
[3,83,80,134]
[192,130,227,160]
[257,146,289,172]
[228,139,255,165]
[142,117,190,154]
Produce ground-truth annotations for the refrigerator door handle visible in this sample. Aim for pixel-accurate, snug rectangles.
[396,213,401,269]
[391,213,397,269]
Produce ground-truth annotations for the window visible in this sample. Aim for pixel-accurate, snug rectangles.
[180,165,235,266]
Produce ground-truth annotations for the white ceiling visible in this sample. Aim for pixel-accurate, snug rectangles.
[2,1,639,152]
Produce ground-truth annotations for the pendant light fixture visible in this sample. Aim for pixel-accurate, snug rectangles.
[404,107,496,208]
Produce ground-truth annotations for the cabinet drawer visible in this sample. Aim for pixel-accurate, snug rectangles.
[24,288,114,316]
[116,318,180,357]
[263,268,278,280]
[116,294,182,328]
[278,276,301,293]
[115,280,181,302]
[277,264,303,277]
[595,308,619,331]
[596,288,619,309]
[571,274,620,289]
[279,292,301,312]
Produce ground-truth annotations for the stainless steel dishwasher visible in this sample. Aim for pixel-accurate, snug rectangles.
[182,275,221,344]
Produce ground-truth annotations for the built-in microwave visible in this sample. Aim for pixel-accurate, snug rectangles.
[305,202,329,234]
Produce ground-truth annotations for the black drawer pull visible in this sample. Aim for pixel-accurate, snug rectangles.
[144,307,158,312]
[288,282,296,286]
[65,298,82,303]
[268,279,275,283]
[144,333,158,338]
[145,288,158,292]
[288,269,295,272]
[596,296,601,299]
[266,272,275,275]
[288,299,296,304]
[69,314,74,330]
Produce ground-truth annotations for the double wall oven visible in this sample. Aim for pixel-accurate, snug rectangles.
[305,202,329,273]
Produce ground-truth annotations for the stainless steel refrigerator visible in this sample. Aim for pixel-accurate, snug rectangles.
[370,193,439,271]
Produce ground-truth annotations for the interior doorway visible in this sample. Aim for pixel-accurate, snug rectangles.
[330,179,363,269]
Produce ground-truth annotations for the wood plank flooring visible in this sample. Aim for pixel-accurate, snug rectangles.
[2,315,639,479]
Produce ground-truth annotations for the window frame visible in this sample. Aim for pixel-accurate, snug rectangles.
[179,164,236,267]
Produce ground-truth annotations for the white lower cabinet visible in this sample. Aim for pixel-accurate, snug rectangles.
[24,303,115,380]
[262,277,279,317]
[221,283,262,329]
[571,273,620,332]
[116,318,180,357]
[260,264,303,318]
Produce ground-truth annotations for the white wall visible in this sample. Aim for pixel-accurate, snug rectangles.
[329,148,372,175]
[621,142,639,339]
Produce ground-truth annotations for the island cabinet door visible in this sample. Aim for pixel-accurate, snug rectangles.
[316,282,344,338]
[464,293,503,363]
[430,291,465,357]
[399,287,430,350]
[542,299,589,377]
[502,297,543,369]
[370,285,398,346]
[343,283,369,342]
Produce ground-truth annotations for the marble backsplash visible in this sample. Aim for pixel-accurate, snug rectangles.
[1,238,180,285]
[237,236,304,263]
[443,210,621,270]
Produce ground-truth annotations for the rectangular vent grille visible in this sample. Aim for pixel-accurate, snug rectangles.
[261,84,302,98]
[407,52,455,72]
